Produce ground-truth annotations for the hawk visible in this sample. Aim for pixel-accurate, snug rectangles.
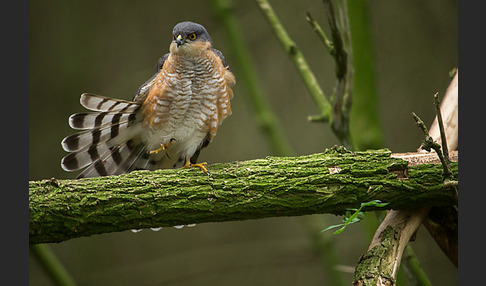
[61,21,235,178]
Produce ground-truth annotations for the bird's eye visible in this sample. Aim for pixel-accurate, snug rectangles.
[188,33,197,40]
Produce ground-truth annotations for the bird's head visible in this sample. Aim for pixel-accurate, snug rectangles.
[170,21,213,56]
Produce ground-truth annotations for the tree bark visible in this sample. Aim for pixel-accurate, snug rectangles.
[353,208,430,286]
[29,148,457,245]
[354,71,459,285]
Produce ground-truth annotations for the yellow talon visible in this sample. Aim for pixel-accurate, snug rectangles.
[183,156,210,176]
[149,144,166,155]
[149,139,176,155]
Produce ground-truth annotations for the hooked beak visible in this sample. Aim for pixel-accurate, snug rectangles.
[176,35,184,47]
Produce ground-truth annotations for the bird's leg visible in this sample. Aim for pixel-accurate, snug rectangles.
[183,155,210,176]
[149,138,176,157]
[149,144,165,154]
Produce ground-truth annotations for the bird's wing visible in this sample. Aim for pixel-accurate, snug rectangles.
[132,53,169,102]
[212,48,229,69]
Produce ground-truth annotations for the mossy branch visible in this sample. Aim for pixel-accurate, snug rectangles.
[30,148,457,245]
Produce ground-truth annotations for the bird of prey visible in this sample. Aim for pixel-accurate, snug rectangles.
[61,21,235,178]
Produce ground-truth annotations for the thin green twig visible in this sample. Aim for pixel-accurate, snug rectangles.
[30,244,76,286]
[402,245,433,286]
[305,1,354,148]
[305,12,334,55]
[412,112,453,179]
[254,0,332,122]
[433,92,451,171]
[322,0,353,149]
[322,0,348,79]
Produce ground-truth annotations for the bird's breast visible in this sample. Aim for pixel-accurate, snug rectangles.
[141,51,228,153]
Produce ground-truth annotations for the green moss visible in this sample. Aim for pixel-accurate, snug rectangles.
[30,149,456,244]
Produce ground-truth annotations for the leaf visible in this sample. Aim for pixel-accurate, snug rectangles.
[344,210,361,226]
[321,200,389,235]
[333,225,348,235]
[361,200,389,208]
[320,223,345,233]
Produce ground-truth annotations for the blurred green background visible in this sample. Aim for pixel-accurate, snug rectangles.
[29,0,457,285]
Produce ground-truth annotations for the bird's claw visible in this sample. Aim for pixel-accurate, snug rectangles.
[149,139,176,157]
[183,160,210,176]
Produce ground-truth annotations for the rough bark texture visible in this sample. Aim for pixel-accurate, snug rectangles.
[353,208,430,286]
[354,72,459,285]
[29,148,457,245]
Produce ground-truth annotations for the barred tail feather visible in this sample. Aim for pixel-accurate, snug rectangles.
[63,128,149,178]
[69,111,137,130]
[80,93,140,112]
[61,144,111,171]
[76,140,179,178]
[62,93,195,178]
[61,94,151,178]
[76,139,147,178]
[61,122,132,153]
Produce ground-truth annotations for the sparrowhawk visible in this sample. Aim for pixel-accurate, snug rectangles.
[61,21,235,178]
